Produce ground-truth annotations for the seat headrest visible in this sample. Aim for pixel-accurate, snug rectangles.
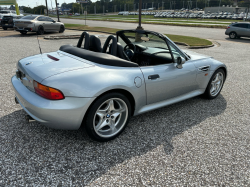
[89,35,102,52]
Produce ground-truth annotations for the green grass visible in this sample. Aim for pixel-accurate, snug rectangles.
[64,23,213,47]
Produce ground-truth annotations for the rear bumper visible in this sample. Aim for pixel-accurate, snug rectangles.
[2,24,14,28]
[14,27,33,32]
[11,76,95,130]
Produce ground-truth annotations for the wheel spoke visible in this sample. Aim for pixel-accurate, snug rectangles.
[210,84,215,93]
[212,73,219,83]
[96,119,109,131]
[107,99,115,112]
[96,111,106,119]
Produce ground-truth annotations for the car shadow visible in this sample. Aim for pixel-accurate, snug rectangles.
[225,37,250,44]
[0,95,227,185]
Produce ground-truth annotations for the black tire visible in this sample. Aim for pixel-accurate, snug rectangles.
[203,69,225,99]
[37,26,44,35]
[84,92,131,142]
[59,25,65,33]
[3,27,7,30]
[229,32,237,39]
[20,31,27,35]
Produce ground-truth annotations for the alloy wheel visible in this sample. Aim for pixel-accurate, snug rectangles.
[93,98,128,138]
[210,72,224,96]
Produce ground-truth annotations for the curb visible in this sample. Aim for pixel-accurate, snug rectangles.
[44,29,216,49]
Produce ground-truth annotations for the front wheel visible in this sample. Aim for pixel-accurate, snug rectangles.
[85,92,131,141]
[3,27,7,30]
[203,69,225,99]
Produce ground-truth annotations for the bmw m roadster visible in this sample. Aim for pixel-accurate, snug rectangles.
[12,30,227,141]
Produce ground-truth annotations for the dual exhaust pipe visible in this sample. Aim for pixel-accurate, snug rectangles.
[15,97,36,123]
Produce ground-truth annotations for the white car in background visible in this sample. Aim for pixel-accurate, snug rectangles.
[75,13,80,16]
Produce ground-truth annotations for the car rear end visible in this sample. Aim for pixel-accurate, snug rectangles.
[11,52,95,130]
[14,15,38,33]
[225,23,234,35]
[1,15,14,29]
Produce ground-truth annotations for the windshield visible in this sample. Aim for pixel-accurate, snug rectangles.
[120,31,168,49]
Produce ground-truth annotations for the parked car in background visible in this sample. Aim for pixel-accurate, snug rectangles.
[14,15,65,35]
[1,15,23,30]
[75,13,80,16]
[0,14,8,27]
[225,22,250,39]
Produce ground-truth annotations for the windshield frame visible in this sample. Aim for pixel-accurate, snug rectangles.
[116,29,190,61]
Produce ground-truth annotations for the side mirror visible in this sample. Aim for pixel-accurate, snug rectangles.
[176,56,186,69]
[52,20,56,23]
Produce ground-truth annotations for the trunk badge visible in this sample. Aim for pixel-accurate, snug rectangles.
[26,62,33,66]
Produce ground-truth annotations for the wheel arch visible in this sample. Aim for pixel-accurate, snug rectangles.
[81,88,136,128]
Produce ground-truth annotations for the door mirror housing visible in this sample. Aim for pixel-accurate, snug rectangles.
[52,20,56,23]
[176,57,186,69]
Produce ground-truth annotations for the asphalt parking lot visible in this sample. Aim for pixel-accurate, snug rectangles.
[0,28,250,186]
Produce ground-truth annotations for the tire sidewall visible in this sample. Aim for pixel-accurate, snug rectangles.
[85,92,131,141]
[59,25,65,33]
[37,26,44,35]
[229,32,236,39]
[205,69,225,99]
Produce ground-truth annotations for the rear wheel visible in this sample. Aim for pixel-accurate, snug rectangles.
[229,32,237,39]
[85,92,131,141]
[37,26,44,35]
[59,25,65,33]
[3,27,7,30]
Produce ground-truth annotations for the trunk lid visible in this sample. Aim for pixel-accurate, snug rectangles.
[17,51,94,85]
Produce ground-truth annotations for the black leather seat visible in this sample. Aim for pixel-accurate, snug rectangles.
[89,35,102,52]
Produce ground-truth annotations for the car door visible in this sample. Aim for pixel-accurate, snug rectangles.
[234,23,247,36]
[140,42,198,105]
[37,16,50,31]
[46,17,60,31]
[245,24,250,37]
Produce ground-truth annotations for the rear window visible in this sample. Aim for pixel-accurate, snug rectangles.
[2,16,12,20]
[21,16,37,20]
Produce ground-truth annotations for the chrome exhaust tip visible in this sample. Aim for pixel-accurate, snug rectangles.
[25,115,36,123]
[15,97,19,104]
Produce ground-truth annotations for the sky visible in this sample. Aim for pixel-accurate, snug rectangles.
[15,0,97,8]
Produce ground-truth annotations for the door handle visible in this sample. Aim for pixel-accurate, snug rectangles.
[148,74,160,80]
[198,65,210,72]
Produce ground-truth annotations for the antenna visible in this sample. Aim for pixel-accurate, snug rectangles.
[37,34,42,54]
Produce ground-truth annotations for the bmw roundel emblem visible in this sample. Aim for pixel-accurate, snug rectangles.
[106,114,110,118]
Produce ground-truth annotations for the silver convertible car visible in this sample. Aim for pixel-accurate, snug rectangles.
[12,30,227,141]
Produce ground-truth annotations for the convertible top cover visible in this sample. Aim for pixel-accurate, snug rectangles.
[59,45,138,68]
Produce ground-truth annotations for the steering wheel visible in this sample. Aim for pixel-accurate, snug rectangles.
[124,43,136,60]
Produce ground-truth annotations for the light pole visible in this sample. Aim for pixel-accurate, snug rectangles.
[136,0,143,30]
[45,0,48,16]
[162,2,164,10]
[55,0,60,22]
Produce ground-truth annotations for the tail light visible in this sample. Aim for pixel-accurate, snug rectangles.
[227,26,230,28]
[47,54,59,61]
[33,80,64,100]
